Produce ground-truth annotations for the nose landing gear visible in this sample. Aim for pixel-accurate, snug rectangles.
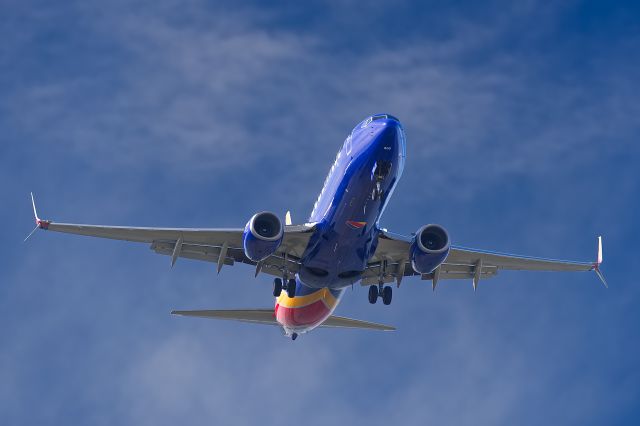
[372,182,384,201]
[371,161,391,201]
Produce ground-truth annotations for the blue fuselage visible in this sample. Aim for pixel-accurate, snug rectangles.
[298,115,406,290]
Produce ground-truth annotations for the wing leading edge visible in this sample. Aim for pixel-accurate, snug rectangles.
[27,193,316,278]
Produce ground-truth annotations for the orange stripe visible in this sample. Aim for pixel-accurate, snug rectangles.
[276,288,338,309]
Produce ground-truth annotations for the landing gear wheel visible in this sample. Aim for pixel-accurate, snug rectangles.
[382,286,392,305]
[273,278,283,297]
[368,285,379,304]
[291,333,298,341]
[286,279,296,298]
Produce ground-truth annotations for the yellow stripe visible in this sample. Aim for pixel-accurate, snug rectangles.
[277,288,338,309]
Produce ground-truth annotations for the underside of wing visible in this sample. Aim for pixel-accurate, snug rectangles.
[42,222,315,276]
[30,192,317,278]
[446,246,595,272]
[364,229,603,287]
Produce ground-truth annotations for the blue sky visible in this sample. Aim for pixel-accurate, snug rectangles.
[2,0,640,424]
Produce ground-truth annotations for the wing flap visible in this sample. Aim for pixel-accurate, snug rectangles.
[369,229,600,285]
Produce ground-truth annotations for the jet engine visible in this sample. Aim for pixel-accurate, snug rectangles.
[243,212,284,262]
[410,224,450,274]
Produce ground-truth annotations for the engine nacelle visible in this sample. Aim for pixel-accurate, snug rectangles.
[410,224,451,274]
[243,212,284,262]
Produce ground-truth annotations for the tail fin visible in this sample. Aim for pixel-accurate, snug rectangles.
[171,309,395,331]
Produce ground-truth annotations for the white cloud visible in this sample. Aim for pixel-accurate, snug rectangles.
[2,2,639,425]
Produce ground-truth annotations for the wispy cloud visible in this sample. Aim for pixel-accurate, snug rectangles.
[2,1,639,425]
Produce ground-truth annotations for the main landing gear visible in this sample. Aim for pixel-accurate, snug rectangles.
[286,278,296,297]
[368,284,392,305]
[273,278,283,297]
[273,278,297,298]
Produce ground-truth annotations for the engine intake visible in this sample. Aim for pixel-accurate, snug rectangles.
[243,212,284,262]
[410,224,450,274]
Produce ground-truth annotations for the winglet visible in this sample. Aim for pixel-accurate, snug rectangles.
[285,211,292,226]
[24,192,50,242]
[593,236,608,288]
[31,192,39,222]
[30,192,50,230]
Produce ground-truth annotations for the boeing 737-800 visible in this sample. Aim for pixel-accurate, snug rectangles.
[27,114,607,340]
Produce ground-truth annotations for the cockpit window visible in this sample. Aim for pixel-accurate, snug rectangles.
[360,117,373,128]
[372,114,401,122]
[361,114,401,128]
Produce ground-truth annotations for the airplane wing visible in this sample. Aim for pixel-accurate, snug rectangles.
[363,229,607,289]
[28,194,315,278]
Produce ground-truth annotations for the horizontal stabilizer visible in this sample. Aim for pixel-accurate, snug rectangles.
[321,315,395,331]
[171,309,395,331]
[171,309,278,326]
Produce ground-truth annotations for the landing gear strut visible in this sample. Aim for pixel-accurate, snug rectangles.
[371,181,384,201]
[371,161,391,201]
[368,259,393,305]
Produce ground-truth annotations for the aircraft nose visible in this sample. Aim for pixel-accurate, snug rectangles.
[374,119,401,151]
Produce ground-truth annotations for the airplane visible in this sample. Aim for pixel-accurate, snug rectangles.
[26,114,608,340]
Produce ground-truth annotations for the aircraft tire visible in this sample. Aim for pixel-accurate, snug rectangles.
[286,279,296,298]
[273,278,283,297]
[382,286,392,305]
[368,285,378,304]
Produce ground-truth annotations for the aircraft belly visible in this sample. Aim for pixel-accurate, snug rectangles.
[300,120,403,289]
